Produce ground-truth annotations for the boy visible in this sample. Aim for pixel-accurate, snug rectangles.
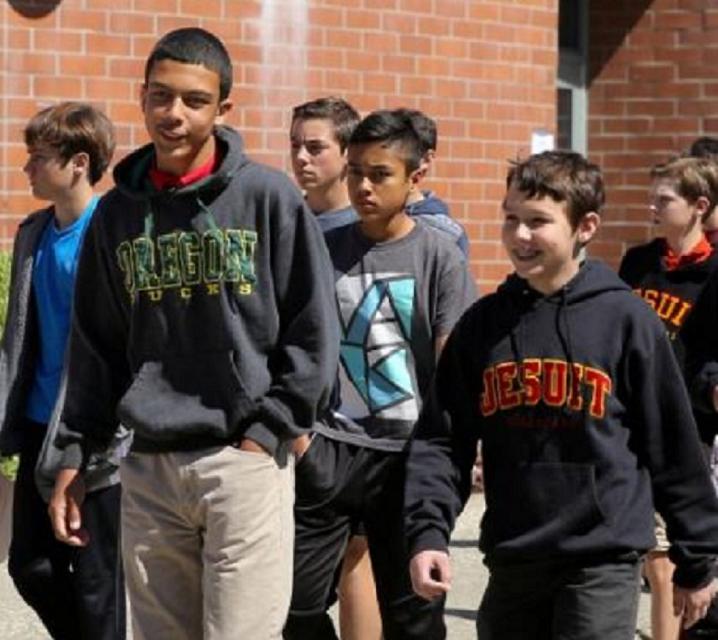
[619,156,718,640]
[395,108,470,256]
[290,95,382,640]
[405,150,718,639]
[0,102,125,639]
[284,110,475,640]
[48,28,339,639]
[290,96,361,233]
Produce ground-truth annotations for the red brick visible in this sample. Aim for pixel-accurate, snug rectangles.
[32,76,85,100]
[383,12,417,34]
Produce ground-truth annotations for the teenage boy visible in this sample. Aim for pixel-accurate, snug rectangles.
[0,102,125,639]
[48,28,339,640]
[290,96,360,233]
[405,150,718,640]
[619,156,718,640]
[290,95,382,640]
[395,108,470,256]
[284,110,475,640]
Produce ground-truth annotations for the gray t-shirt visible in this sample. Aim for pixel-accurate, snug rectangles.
[318,220,477,451]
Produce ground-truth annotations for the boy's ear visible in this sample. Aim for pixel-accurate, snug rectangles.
[695,195,711,219]
[410,166,424,186]
[216,99,233,123]
[576,211,600,245]
[70,152,90,178]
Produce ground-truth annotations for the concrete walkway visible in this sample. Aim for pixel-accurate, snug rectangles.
[0,492,652,639]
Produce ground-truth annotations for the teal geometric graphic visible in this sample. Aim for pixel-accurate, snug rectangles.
[339,276,415,413]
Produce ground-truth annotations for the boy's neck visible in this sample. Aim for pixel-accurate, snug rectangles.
[663,223,704,256]
[528,259,581,296]
[306,181,351,215]
[156,133,216,177]
[359,211,415,243]
[53,182,95,230]
[406,188,425,206]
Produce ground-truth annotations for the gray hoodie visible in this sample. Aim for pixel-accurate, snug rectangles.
[0,207,128,500]
[56,126,339,469]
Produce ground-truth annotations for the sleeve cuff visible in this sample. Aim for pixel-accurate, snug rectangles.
[409,528,450,558]
[58,442,84,470]
[243,422,280,458]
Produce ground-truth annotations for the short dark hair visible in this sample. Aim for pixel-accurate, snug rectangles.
[506,150,605,228]
[393,108,437,154]
[291,97,360,152]
[145,27,233,101]
[689,136,718,159]
[349,109,423,172]
[24,102,116,185]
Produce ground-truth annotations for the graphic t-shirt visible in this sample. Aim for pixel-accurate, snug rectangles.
[318,220,476,451]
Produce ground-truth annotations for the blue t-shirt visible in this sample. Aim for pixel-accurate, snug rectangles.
[25,196,99,424]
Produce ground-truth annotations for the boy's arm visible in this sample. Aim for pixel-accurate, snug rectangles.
[54,205,131,472]
[432,245,478,359]
[628,321,718,589]
[405,314,480,560]
[241,198,339,455]
[681,273,718,415]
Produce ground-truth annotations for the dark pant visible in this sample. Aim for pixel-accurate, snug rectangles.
[476,555,641,640]
[283,435,445,640]
[8,421,125,640]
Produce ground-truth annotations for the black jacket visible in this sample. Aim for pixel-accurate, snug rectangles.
[405,260,718,588]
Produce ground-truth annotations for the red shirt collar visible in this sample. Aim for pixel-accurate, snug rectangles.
[149,150,219,191]
[662,235,714,271]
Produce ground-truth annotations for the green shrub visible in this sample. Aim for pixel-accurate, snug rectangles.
[0,251,10,334]
[0,252,16,480]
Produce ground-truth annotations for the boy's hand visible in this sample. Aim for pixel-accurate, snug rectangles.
[674,581,717,629]
[712,384,718,413]
[409,550,452,601]
[237,437,270,455]
[48,468,89,547]
[291,434,312,459]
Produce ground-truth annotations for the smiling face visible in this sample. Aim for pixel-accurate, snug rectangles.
[347,140,418,240]
[501,184,599,294]
[141,58,232,176]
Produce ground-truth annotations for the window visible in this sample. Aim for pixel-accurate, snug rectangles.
[557,0,588,154]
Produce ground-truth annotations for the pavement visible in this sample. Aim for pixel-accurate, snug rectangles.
[0,491,652,639]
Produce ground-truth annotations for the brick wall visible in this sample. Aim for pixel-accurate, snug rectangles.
[588,0,717,268]
[0,0,558,291]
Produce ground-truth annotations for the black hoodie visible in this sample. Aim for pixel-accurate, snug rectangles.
[56,126,339,466]
[619,238,718,445]
[405,260,718,588]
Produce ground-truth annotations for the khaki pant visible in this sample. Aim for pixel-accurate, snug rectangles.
[120,447,294,640]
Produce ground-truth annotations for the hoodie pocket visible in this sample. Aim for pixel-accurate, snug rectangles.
[117,351,257,442]
[484,462,606,551]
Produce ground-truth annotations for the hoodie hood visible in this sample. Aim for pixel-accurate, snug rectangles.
[113,125,249,201]
[499,259,630,306]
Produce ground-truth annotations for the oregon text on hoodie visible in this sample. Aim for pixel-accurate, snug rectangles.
[56,126,339,467]
[405,260,718,588]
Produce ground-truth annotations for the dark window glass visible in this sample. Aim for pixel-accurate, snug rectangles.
[557,88,573,150]
[559,0,580,51]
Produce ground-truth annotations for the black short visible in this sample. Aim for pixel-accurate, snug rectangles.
[289,434,445,640]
